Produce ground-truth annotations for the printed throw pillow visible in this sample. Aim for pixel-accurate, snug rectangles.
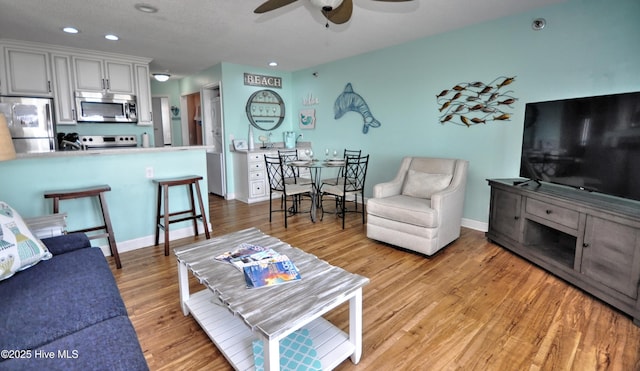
[0,201,52,281]
[402,170,453,199]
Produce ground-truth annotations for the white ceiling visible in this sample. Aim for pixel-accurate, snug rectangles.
[0,0,564,79]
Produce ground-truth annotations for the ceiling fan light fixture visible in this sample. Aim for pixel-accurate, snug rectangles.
[135,3,158,13]
[153,73,170,82]
[309,0,344,10]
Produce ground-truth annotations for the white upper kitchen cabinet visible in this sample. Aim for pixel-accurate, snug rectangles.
[51,54,76,125]
[134,64,153,126]
[73,56,135,95]
[1,46,53,97]
[1,39,152,126]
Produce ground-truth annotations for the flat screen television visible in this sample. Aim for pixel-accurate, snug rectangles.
[520,91,640,202]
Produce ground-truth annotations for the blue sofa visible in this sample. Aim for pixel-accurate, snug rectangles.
[0,233,148,370]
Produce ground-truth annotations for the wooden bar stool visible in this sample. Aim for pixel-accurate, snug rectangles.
[153,175,211,256]
[44,185,121,269]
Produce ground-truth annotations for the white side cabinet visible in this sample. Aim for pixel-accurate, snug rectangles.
[73,56,135,94]
[233,149,312,204]
[134,64,152,126]
[233,151,276,203]
[2,46,52,96]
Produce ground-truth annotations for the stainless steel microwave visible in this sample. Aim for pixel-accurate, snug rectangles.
[74,91,137,123]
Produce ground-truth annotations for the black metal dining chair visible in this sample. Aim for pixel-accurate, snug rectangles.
[265,155,314,228]
[278,149,312,185]
[320,154,369,229]
[321,149,362,187]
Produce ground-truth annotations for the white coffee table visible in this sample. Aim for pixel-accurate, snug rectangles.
[174,228,369,370]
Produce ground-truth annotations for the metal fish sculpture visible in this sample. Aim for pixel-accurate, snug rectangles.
[436,76,517,127]
[440,114,453,123]
[478,86,492,95]
[498,98,516,105]
[460,116,471,127]
[496,76,515,89]
[436,89,449,98]
[493,113,511,121]
[334,83,381,134]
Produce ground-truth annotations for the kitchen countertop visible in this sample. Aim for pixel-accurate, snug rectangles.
[16,145,215,159]
[230,141,312,153]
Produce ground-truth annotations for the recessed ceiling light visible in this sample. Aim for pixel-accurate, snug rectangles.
[268,61,278,67]
[62,27,79,34]
[105,34,119,41]
[135,3,158,13]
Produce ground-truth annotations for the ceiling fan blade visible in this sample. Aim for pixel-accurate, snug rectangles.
[326,0,353,24]
[254,0,298,13]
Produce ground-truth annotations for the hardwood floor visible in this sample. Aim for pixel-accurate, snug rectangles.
[109,195,640,370]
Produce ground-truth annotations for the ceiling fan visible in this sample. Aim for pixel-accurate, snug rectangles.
[254,0,413,26]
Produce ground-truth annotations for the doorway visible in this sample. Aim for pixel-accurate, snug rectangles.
[201,83,226,197]
[152,96,171,146]
[181,92,203,145]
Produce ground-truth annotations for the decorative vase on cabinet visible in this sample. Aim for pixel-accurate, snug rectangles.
[248,125,255,150]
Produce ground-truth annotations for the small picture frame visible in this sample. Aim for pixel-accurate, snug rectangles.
[233,139,248,151]
[299,109,316,130]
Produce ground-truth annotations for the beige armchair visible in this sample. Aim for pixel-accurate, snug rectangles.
[366,157,468,256]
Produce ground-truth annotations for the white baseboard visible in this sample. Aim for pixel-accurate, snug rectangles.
[98,223,210,257]
[97,219,487,257]
[462,218,488,232]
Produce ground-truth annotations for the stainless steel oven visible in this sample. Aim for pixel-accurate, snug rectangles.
[79,135,138,149]
[74,91,137,123]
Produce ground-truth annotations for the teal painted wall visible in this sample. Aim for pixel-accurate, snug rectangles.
[180,63,222,95]
[217,63,294,192]
[169,62,294,195]
[14,0,637,249]
[287,0,640,224]
[143,0,639,227]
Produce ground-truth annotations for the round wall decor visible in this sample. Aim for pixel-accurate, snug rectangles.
[246,89,285,131]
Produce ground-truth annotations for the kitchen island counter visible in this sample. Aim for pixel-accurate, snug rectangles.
[1,146,211,260]
[17,145,216,159]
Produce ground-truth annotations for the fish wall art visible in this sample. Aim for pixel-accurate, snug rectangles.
[334,83,381,134]
[299,109,316,129]
[436,76,517,127]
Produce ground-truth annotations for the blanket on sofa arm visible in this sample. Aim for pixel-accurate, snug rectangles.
[0,233,148,371]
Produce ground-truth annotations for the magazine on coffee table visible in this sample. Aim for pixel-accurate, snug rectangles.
[214,243,281,270]
[243,255,301,289]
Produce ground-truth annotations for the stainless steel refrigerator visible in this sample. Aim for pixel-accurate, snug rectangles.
[0,96,55,153]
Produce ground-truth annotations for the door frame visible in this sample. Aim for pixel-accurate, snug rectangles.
[151,95,171,146]
[201,81,227,197]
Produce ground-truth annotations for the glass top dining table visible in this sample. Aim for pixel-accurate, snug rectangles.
[287,159,345,222]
